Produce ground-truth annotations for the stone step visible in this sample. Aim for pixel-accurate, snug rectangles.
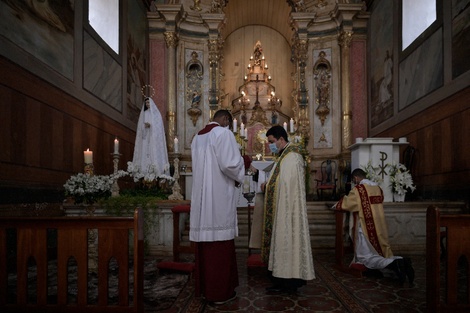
[180,202,336,250]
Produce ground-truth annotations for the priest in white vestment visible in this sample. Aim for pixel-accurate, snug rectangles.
[262,126,315,293]
[132,97,169,179]
[334,168,414,286]
[190,110,246,304]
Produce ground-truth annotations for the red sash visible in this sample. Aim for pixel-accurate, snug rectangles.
[356,184,384,256]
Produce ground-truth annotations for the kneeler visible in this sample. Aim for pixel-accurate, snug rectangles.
[157,204,196,274]
[334,210,366,277]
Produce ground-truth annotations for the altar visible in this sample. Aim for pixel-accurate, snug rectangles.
[350,137,408,202]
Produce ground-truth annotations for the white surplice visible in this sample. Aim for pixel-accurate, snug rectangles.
[190,122,245,242]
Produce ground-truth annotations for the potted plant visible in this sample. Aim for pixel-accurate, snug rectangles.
[388,163,416,202]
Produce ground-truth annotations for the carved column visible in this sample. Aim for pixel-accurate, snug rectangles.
[156,5,184,152]
[293,37,310,143]
[333,3,364,153]
[291,13,314,144]
[208,38,222,113]
[164,31,178,151]
[201,13,225,117]
[338,30,353,152]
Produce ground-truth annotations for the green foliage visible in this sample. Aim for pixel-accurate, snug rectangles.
[98,194,167,254]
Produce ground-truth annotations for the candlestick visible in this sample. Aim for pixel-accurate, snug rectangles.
[84,149,93,164]
[114,137,119,154]
[174,137,179,153]
[240,123,245,137]
[283,122,287,132]
[233,118,237,133]
[111,152,120,197]
[290,118,294,133]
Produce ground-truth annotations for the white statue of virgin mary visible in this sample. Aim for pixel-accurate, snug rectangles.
[131,97,169,180]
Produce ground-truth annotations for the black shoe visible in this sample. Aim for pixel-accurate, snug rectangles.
[363,269,384,278]
[266,285,284,293]
[404,257,415,286]
[387,259,406,286]
[284,286,298,294]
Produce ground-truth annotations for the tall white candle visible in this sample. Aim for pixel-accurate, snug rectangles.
[283,122,287,132]
[84,149,93,164]
[233,118,237,133]
[174,137,179,153]
[240,123,245,137]
[289,118,294,133]
[114,137,119,154]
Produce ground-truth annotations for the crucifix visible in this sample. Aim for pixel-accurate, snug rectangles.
[253,74,262,109]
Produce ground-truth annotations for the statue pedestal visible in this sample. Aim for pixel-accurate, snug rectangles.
[350,137,408,202]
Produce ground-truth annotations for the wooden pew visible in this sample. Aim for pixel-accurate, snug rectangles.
[0,207,144,313]
[334,209,366,277]
[426,205,470,312]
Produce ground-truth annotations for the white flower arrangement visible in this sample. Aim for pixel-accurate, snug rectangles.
[126,162,174,184]
[64,170,127,204]
[64,162,176,203]
[388,162,416,196]
[361,161,383,184]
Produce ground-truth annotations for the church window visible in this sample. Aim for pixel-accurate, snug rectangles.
[88,0,120,53]
[402,0,437,50]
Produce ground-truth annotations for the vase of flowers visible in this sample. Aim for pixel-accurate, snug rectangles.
[388,163,416,202]
[361,161,383,184]
[126,162,174,194]
[64,171,127,205]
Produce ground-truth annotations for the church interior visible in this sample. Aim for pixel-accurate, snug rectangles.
[0,0,469,312]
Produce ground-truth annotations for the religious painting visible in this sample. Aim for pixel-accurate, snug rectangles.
[398,30,443,109]
[369,0,394,128]
[127,0,148,123]
[451,0,470,78]
[0,0,74,79]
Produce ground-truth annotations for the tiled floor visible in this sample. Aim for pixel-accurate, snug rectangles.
[169,250,427,312]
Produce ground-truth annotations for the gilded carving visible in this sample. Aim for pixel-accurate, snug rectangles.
[163,31,178,48]
[338,30,353,48]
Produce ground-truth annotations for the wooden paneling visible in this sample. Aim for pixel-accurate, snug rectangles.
[0,57,136,201]
[378,86,470,199]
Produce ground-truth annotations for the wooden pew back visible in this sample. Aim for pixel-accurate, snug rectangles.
[426,205,470,312]
[0,208,144,313]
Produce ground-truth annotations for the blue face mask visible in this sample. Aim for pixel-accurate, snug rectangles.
[269,143,278,154]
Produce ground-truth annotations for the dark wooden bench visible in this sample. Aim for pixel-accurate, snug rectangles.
[334,209,366,277]
[0,207,144,313]
[427,205,470,312]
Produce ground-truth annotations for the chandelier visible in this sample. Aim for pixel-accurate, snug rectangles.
[232,41,282,127]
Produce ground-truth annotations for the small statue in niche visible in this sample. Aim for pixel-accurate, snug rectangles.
[271,111,278,125]
[191,91,201,108]
[253,41,263,65]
